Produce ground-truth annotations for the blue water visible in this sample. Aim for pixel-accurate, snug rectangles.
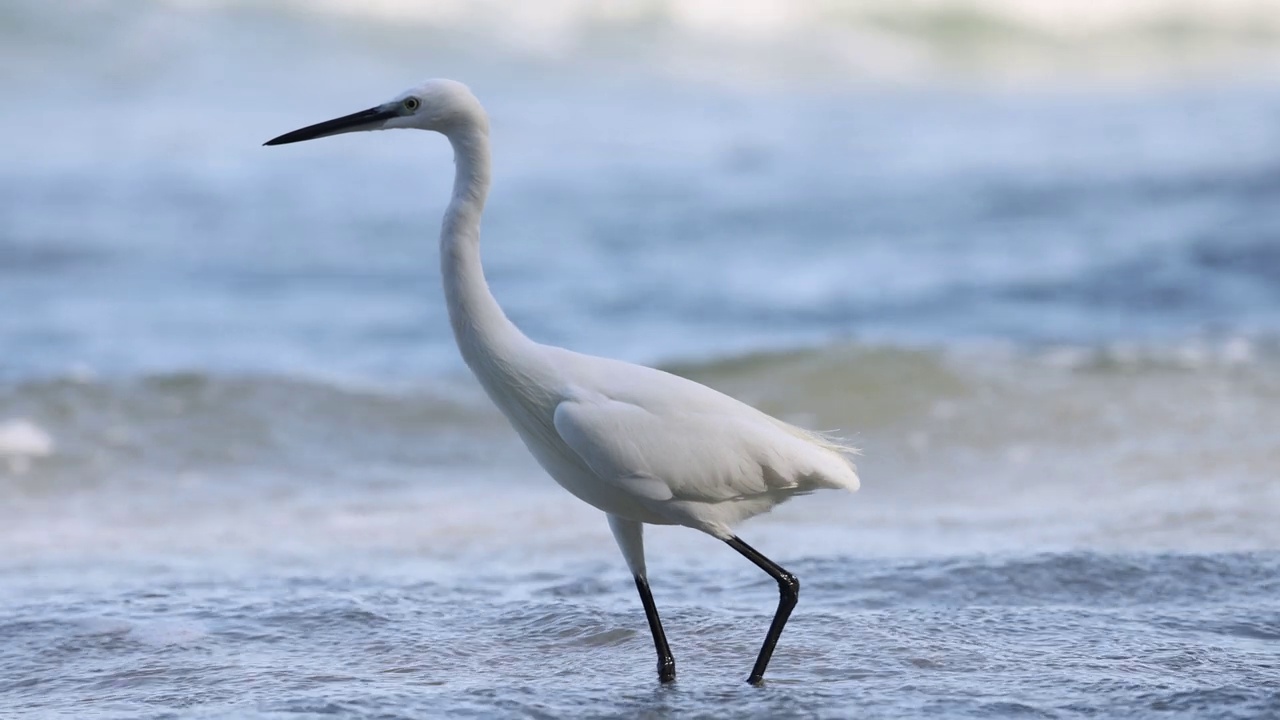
[2,1,1279,717]
[4,553,1279,719]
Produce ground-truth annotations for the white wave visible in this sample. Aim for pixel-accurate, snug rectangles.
[11,0,1278,86]
[0,418,54,474]
[141,0,1280,83]
[0,419,53,457]
[243,0,1280,40]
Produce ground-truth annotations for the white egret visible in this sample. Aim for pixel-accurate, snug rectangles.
[265,80,860,685]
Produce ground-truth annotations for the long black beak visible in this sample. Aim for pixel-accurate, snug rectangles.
[263,106,398,146]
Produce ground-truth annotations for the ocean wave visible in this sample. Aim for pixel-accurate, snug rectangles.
[2,341,1276,563]
[0,373,508,490]
[250,0,1280,43]
[2,338,1276,490]
[7,0,1280,84]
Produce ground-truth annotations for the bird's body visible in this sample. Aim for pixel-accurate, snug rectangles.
[267,79,859,685]
[468,339,859,536]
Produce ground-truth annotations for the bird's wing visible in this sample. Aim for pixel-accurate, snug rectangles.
[552,396,807,505]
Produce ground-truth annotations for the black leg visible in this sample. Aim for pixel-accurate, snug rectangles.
[724,536,799,686]
[633,575,676,683]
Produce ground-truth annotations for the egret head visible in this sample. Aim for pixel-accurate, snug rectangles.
[264,79,485,146]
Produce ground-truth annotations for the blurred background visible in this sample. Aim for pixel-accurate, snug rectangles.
[2,1,1279,717]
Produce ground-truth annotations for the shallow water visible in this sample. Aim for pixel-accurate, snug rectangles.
[3,1,1280,717]
[4,553,1279,719]
[4,348,1278,718]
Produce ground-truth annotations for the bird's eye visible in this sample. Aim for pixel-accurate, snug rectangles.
[403,97,420,111]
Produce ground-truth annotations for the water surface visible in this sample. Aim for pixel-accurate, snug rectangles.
[2,1,1279,717]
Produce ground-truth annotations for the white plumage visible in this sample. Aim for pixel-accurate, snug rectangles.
[266,79,859,686]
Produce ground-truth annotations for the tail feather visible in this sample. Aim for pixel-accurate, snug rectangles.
[780,422,861,493]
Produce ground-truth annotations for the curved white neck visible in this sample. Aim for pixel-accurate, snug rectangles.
[439,123,529,374]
